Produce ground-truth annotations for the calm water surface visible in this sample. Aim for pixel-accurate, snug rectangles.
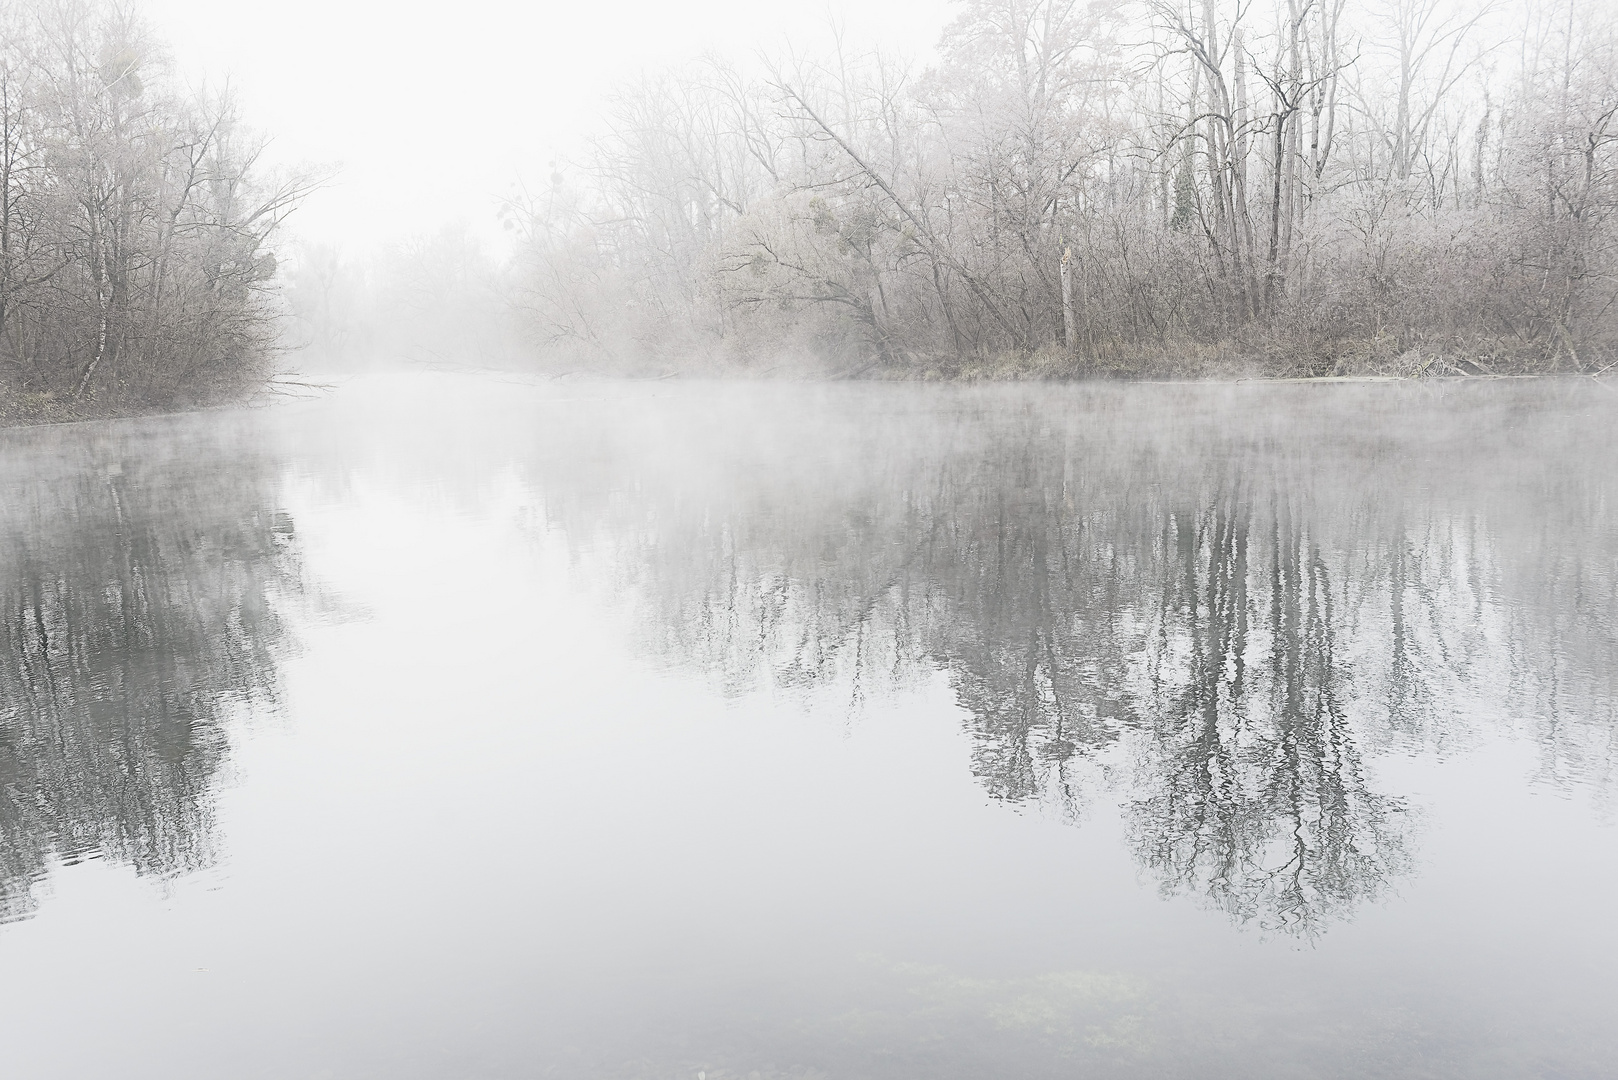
[1,375,1615,1079]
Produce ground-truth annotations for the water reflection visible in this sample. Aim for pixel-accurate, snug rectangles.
[1,380,1612,946]
[1129,499,1411,935]
[531,382,1618,934]
[0,421,299,922]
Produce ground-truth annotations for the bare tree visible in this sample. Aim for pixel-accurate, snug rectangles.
[0,0,310,413]
[512,0,1618,377]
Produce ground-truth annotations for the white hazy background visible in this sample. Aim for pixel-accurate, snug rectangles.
[142,0,949,256]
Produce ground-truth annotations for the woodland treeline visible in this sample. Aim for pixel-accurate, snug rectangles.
[0,0,303,419]
[511,0,1618,376]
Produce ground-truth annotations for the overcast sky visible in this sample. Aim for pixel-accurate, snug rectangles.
[140,0,951,255]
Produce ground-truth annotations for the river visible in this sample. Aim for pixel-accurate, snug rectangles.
[1,374,1614,1079]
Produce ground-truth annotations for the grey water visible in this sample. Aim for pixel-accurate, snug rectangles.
[1,374,1615,1080]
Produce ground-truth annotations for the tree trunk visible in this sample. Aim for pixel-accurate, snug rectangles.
[1061,245,1077,355]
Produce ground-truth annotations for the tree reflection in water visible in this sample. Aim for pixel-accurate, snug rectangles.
[1129,499,1410,935]
[0,421,299,923]
[2,382,1609,942]
[533,382,1617,936]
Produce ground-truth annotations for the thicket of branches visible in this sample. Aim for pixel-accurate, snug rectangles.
[512,0,1618,377]
[0,0,305,414]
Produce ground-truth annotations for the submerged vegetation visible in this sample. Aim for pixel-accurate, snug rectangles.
[508,0,1618,377]
[0,0,306,424]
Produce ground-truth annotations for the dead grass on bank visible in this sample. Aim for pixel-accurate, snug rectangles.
[0,371,337,430]
[0,390,138,428]
[860,334,1612,383]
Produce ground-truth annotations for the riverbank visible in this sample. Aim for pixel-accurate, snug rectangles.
[7,365,1609,429]
[524,331,1603,382]
[843,339,1607,381]
[0,393,155,429]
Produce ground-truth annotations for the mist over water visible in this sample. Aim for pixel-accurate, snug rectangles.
[0,375,1613,1077]
[1,0,1613,1071]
